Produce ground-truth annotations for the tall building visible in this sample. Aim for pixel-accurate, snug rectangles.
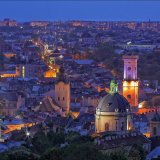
[95,80,132,133]
[122,55,139,112]
[55,67,70,112]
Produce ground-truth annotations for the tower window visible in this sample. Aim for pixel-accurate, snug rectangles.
[121,122,124,131]
[58,97,60,101]
[153,127,157,135]
[105,123,109,131]
[108,102,112,106]
[63,97,65,101]
[127,95,131,99]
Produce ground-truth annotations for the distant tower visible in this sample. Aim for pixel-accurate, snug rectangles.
[55,67,70,112]
[122,55,139,112]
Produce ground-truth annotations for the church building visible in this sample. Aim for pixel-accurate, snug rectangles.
[95,80,133,133]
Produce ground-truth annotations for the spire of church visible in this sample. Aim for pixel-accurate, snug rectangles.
[109,80,118,94]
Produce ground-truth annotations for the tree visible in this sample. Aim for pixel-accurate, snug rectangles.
[0,147,39,160]
[128,144,146,160]
[63,142,106,160]
[30,131,65,154]
[40,147,63,160]
[109,149,127,160]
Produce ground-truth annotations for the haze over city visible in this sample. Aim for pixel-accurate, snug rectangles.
[0,1,160,21]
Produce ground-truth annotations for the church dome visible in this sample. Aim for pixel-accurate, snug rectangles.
[97,93,130,113]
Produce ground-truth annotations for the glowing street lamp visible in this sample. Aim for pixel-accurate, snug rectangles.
[26,132,30,136]
[59,55,64,59]
[127,41,132,45]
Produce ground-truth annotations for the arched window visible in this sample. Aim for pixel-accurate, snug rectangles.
[153,127,157,135]
[127,95,131,99]
[105,123,109,131]
[121,122,124,131]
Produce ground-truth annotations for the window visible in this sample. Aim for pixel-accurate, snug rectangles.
[105,123,109,131]
[153,127,157,135]
[128,67,131,71]
[58,97,60,101]
[108,102,112,106]
[63,97,65,101]
[127,95,131,99]
[121,122,124,131]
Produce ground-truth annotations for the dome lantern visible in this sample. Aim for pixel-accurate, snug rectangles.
[109,80,118,94]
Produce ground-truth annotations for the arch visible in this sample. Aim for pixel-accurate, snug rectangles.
[105,123,109,131]
[153,127,157,136]
[121,122,124,131]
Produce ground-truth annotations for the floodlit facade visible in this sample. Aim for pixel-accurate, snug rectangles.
[95,80,132,133]
[122,55,139,112]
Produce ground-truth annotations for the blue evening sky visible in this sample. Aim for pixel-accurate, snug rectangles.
[0,1,159,21]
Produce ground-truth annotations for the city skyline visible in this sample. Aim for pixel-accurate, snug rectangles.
[0,1,160,21]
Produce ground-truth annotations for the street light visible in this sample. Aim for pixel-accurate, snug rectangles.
[127,41,132,50]
[127,41,132,45]
[26,132,30,136]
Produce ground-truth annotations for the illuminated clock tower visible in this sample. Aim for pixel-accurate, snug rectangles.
[122,55,139,112]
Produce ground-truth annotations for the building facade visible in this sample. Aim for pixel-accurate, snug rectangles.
[95,80,132,133]
[55,67,70,112]
[122,55,139,112]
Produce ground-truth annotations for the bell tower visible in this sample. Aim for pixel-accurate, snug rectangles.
[55,66,70,113]
[122,55,139,112]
